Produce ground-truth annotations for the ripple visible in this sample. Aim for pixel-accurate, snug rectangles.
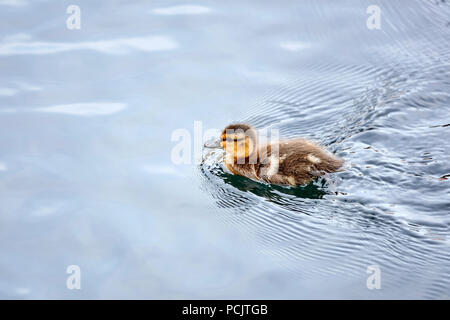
[199,7,450,295]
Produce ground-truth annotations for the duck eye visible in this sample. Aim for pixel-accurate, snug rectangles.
[223,136,244,143]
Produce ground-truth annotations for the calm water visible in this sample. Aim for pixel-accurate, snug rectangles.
[0,0,449,299]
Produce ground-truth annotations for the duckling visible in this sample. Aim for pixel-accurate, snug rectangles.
[218,123,344,186]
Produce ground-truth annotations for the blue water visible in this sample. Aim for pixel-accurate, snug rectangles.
[0,0,449,299]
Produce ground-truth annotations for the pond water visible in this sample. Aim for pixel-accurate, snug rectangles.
[0,0,449,299]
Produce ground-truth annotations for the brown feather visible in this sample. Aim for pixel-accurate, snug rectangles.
[221,124,344,186]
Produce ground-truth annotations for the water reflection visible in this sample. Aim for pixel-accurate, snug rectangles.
[37,102,127,116]
[151,5,212,16]
[0,36,178,55]
[0,0,449,299]
[202,160,328,202]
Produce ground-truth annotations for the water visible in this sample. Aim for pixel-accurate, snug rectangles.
[0,0,449,299]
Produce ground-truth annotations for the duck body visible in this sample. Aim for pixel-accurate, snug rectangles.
[219,124,344,186]
[225,138,343,186]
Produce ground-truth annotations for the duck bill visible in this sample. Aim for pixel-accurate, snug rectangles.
[204,138,222,149]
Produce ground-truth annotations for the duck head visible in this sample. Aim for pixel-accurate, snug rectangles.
[220,123,258,164]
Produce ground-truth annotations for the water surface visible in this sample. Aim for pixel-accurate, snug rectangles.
[0,0,449,299]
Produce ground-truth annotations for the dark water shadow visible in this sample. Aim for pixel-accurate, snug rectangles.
[210,163,329,201]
